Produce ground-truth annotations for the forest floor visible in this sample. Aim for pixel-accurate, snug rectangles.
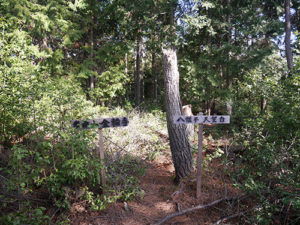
[69,138,242,225]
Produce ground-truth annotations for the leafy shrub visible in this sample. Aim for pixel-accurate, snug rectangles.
[6,76,102,202]
[0,18,43,145]
[231,72,300,224]
[0,206,50,225]
[1,91,151,224]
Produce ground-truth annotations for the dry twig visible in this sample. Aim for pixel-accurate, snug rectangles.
[213,211,246,224]
[171,185,185,197]
[153,195,247,225]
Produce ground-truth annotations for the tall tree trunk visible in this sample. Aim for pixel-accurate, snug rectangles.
[89,0,95,101]
[135,35,142,106]
[285,0,293,71]
[162,47,193,183]
[90,1,94,89]
[162,2,193,183]
[226,74,233,115]
[125,53,130,101]
[141,38,145,102]
[152,52,158,100]
[90,27,95,90]
[226,0,233,115]
[125,53,128,75]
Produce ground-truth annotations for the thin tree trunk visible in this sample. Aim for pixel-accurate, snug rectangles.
[141,39,145,102]
[135,35,142,106]
[285,0,293,71]
[125,53,128,75]
[124,53,130,101]
[89,0,95,98]
[90,26,94,89]
[226,0,233,115]
[152,52,158,100]
[162,47,193,183]
[206,99,212,115]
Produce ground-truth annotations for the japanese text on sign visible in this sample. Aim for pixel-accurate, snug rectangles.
[174,115,230,124]
[71,117,129,129]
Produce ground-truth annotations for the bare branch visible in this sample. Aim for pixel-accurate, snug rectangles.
[153,195,246,225]
[213,211,246,224]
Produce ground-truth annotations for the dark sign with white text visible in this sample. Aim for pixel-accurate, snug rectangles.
[71,117,129,129]
[174,115,230,124]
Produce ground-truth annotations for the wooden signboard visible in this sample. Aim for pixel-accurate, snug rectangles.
[173,115,230,124]
[71,117,129,186]
[174,113,230,199]
[71,117,129,129]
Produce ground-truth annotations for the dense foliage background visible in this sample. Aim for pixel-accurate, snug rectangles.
[0,0,299,224]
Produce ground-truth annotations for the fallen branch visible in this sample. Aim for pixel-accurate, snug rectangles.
[213,211,245,224]
[171,185,185,197]
[153,195,246,225]
[153,198,223,225]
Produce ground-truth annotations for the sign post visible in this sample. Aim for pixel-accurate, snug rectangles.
[197,113,204,200]
[71,117,129,187]
[98,127,106,186]
[174,113,230,199]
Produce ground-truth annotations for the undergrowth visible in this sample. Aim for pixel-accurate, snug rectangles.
[0,102,169,224]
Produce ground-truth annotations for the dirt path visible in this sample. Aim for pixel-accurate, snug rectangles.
[70,151,240,225]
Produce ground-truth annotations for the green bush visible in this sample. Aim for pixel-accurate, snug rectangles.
[231,72,300,224]
[1,84,148,223]
[0,18,42,145]
[0,206,50,225]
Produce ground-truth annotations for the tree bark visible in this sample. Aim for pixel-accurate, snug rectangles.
[226,0,233,115]
[141,38,145,102]
[86,0,96,102]
[125,53,128,75]
[162,47,193,183]
[135,35,142,106]
[152,52,158,100]
[285,0,293,71]
[90,0,95,90]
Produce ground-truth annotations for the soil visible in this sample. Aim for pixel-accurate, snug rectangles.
[69,148,241,225]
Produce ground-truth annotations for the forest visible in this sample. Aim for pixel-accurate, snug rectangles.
[0,0,299,224]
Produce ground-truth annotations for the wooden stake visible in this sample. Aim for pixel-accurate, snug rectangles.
[98,128,106,186]
[197,112,204,199]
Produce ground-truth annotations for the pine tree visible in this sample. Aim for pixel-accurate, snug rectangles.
[178,0,282,114]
